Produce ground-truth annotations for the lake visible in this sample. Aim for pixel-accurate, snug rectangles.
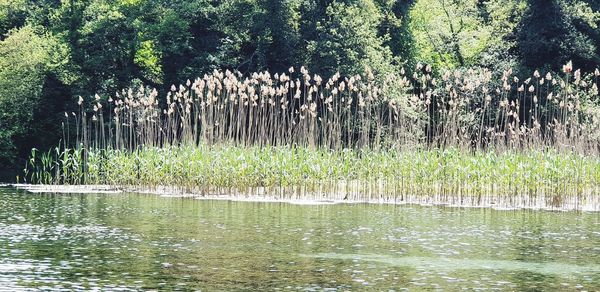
[1,186,599,290]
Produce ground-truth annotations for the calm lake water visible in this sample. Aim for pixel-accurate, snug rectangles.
[1,187,599,291]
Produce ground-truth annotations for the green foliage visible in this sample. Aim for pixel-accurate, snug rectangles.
[0,25,70,167]
[408,0,526,69]
[75,0,138,91]
[518,0,600,72]
[134,40,162,83]
[308,0,398,76]
[0,0,27,37]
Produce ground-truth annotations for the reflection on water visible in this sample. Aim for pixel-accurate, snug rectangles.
[0,187,599,290]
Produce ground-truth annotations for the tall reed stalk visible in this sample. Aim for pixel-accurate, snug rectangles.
[47,64,600,154]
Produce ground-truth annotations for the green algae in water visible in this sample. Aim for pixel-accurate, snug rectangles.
[0,186,599,290]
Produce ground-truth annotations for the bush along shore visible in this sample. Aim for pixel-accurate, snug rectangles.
[22,64,600,210]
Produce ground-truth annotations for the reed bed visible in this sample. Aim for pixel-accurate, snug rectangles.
[23,63,600,208]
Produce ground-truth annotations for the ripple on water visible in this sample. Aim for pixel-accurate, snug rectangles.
[0,219,145,290]
[1,188,600,290]
[302,253,600,276]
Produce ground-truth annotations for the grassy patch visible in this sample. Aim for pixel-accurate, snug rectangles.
[26,145,600,202]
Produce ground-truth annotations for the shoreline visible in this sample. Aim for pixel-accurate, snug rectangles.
[5,184,600,212]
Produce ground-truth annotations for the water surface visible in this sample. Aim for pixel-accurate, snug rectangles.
[1,187,599,290]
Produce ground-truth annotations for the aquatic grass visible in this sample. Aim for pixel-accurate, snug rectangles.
[28,145,599,206]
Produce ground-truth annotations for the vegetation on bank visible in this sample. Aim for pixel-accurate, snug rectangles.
[22,64,600,205]
[2,0,600,169]
[24,145,600,202]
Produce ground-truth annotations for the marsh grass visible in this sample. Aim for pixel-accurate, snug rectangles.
[25,145,600,208]
[23,64,600,208]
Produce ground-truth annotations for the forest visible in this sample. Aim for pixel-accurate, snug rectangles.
[1,0,600,177]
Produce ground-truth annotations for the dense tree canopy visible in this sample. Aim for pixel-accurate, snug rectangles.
[518,0,600,72]
[0,0,599,171]
[0,25,71,166]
